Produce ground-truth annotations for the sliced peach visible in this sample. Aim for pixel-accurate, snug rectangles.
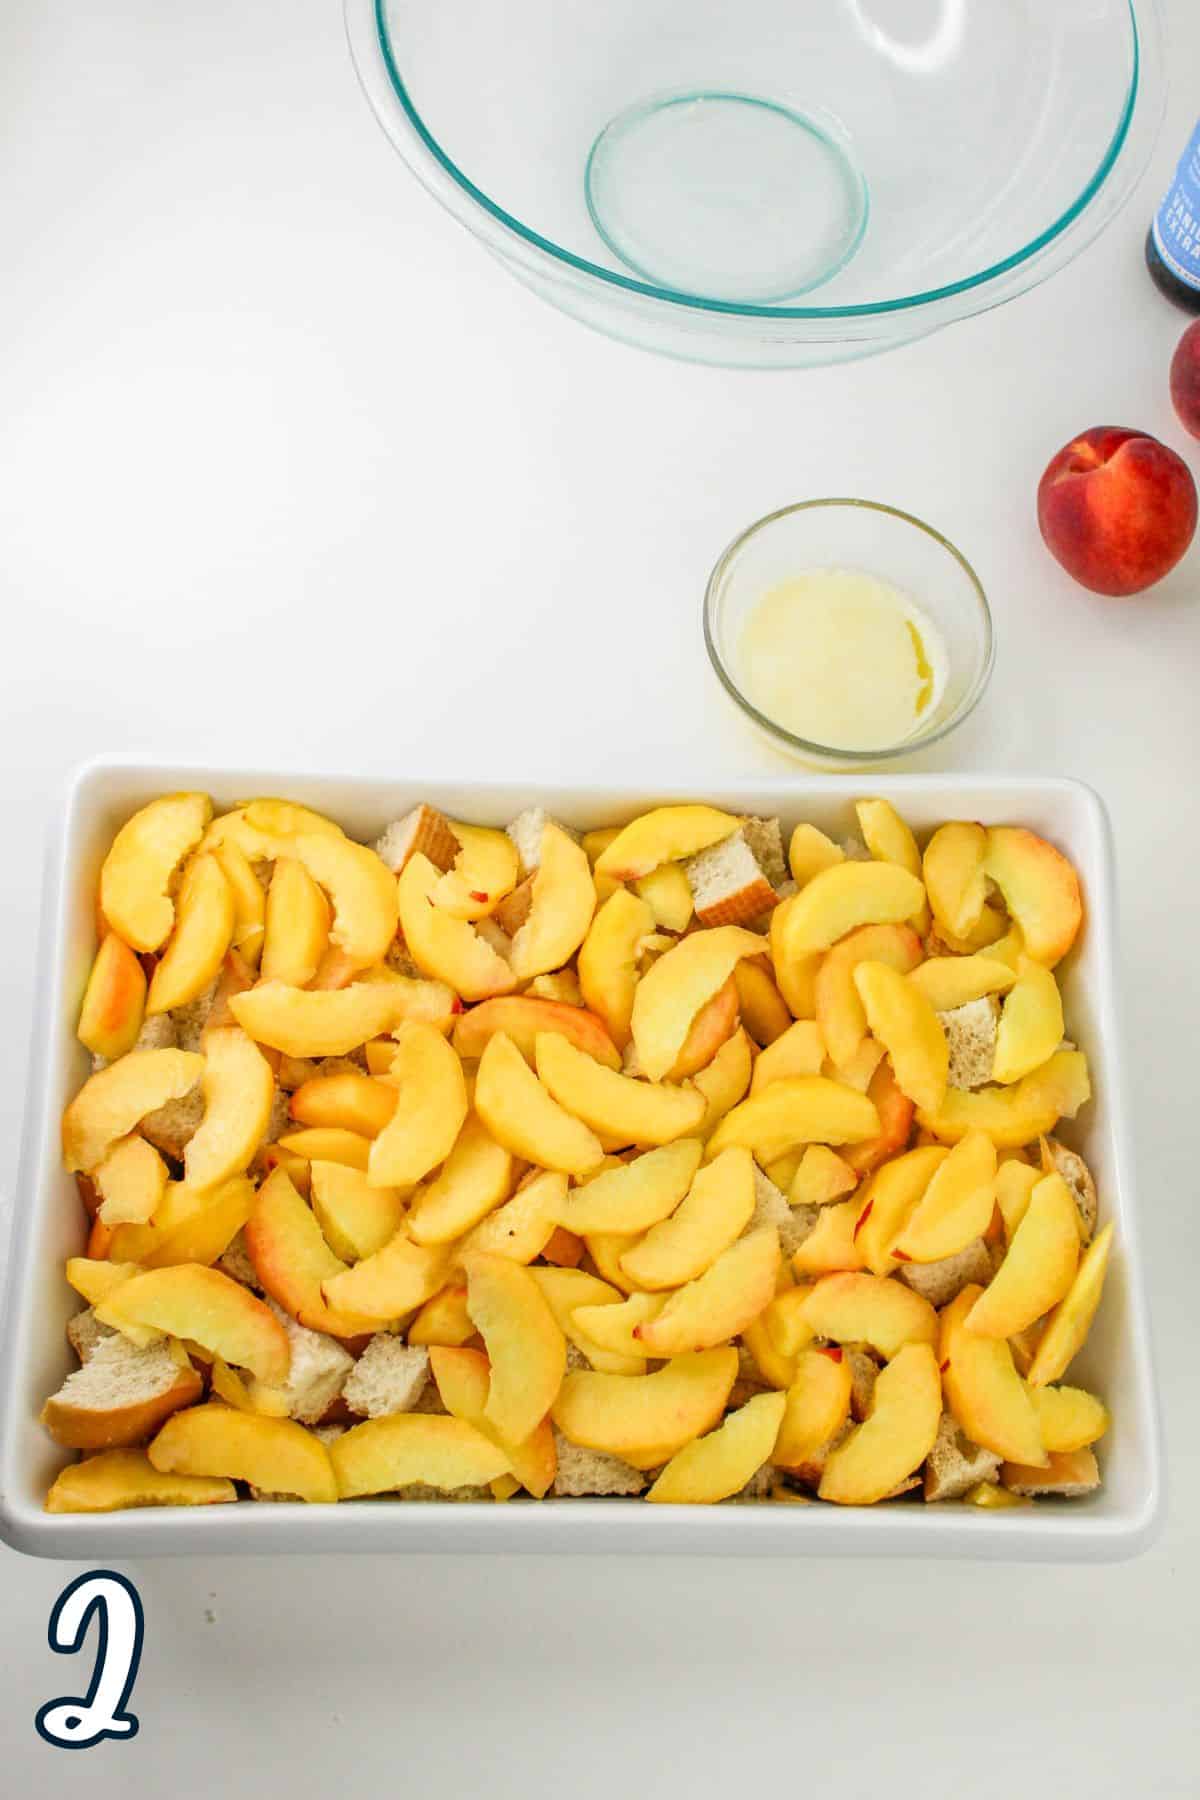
[431,823,519,921]
[1026,1223,1114,1388]
[541,1226,583,1268]
[1000,1447,1099,1496]
[286,833,398,973]
[209,1359,291,1418]
[581,826,620,864]
[146,854,235,1015]
[150,1403,337,1502]
[430,1345,555,1497]
[791,1200,865,1275]
[551,1347,739,1456]
[983,827,1082,968]
[182,1026,275,1192]
[788,1144,859,1209]
[909,954,1017,1013]
[244,1166,381,1337]
[773,1348,853,1472]
[137,1176,256,1270]
[853,962,947,1114]
[576,888,655,1050]
[763,1283,819,1359]
[843,1060,915,1177]
[630,925,766,1082]
[407,1283,475,1349]
[966,1174,1079,1340]
[525,971,583,1007]
[595,805,741,882]
[290,1072,397,1139]
[855,799,921,879]
[740,1313,799,1392]
[787,823,844,886]
[475,1032,604,1175]
[557,1140,702,1236]
[818,1343,941,1505]
[619,1146,755,1289]
[211,839,266,969]
[992,958,1065,1084]
[852,1145,948,1276]
[100,792,214,952]
[535,1032,705,1147]
[727,960,786,1048]
[201,799,343,862]
[692,1027,753,1139]
[633,1228,780,1355]
[779,862,926,957]
[321,1228,449,1321]
[917,1049,1091,1147]
[826,1039,886,1094]
[45,1446,237,1513]
[706,1075,879,1165]
[962,1480,1030,1510]
[583,1229,643,1296]
[310,1160,407,1261]
[357,967,460,1035]
[398,852,515,1001]
[97,1265,289,1384]
[463,1252,566,1444]
[1029,1384,1109,1452]
[802,1271,937,1358]
[647,1391,786,1504]
[230,981,412,1058]
[63,1048,205,1173]
[768,896,820,1020]
[508,822,595,981]
[405,1114,514,1245]
[670,977,739,1079]
[94,1134,169,1227]
[633,861,694,932]
[815,922,924,1069]
[77,933,147,1061]
[260,856,331,987]
[891,1129,996,1264]
[995,1160,1041,1244]
[66,1257,141,1310]
[367,1020,467,1189]
[203,949,259,1040]
[572,1291,667,1360]
[922,822,988,940]
[453,995,621,1071]
[457,1168,565,1264]
[527,1266,645,1375]
[940,1287,1046,1465]
[331,1412,508,1496]
[751,1020,825,1094]
[277,1127,372,1171]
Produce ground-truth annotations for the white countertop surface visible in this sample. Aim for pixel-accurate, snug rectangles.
[1,2,1197,1791]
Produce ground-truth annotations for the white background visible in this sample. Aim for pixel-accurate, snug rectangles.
[1,1,1197,1790]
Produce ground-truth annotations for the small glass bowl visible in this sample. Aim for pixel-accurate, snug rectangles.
[703,498,994,768]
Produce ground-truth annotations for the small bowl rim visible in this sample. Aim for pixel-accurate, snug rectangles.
[702,496,995,764]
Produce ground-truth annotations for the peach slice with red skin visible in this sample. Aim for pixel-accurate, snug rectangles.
[556,1139,702,1236]
[535,1032,706,1147]
[594,805,741,883]
[1026,1222,1114,1388]
[475,1032,604,1176]
[150,1403,338,1503]
[261,856,331,987]
[430,1345,556,1498]
[939,1286,1046,1464]
[633,1228,780,1356]
[45,1447,237,1514]
[630,925,767,1082]
[619,1145,756,1289]
[669,976,739,1079]
[63,1048,205,1174]
[818,1343,942,1505]
[773,1348,853,1473]
[464,1252,567,1445]
[705,1075,879,1165]
[290,1072,398,1139]
[691,1028,753,1140]
[310,1160,408,1261]
[647,1392,787,1504]
[277,1127,372,1171]
[917,1048,1090,1147]
[245,1166,381,1338]
[509,821,596,981]
[397,852,516,1002]
[527,1266,646,1375]
[982,827,1082,968]
[146,852,236,1015]
[965,1172,1079,1338]
[733,960,793,1046]
[452,995,621,1071]
[853,961,948,1115]
[100,792,214,952]
[551,1348,739,1458]
[842,1059,915,1178]
[184,1026,276,1193]
[330,1412,509,1497]
[96,1264,290,1385]
[77,933,147,1061]
[815,922,924,1069]
[367,1020,468,1190]
[570,1291,666,1361]
[801,1271,937,1359]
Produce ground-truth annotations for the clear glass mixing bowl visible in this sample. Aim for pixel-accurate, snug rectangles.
[345,0,1164,369]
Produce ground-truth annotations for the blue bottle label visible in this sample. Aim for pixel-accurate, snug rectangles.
[1153,121,1200,292]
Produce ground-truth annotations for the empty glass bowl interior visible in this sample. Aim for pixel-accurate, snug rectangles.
[346,0,1162,364]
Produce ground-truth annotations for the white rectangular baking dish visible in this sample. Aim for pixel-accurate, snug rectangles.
[0,758,1163,1559]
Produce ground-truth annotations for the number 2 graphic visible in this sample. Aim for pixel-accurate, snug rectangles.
[35,1571,144,1749]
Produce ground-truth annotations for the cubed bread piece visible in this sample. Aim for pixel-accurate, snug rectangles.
[374,805,460,875]
[40,1333,202,1451]
[552,1430,646,1497]
[750,1166,816,1259]
[492,877,535,937]
[840,837,872,862]
[898,1237,993,1308]
[342,1337,430,1419]
[723,1461,777,1504]
[505,808,579,877]
[140,1084,206,1163]
[686,825,782,929]
[1001,1448,1101,1499]
[1043,1138,1098,1240]
[386,937,423,979]
[170,977,221,1053]
[265,1299,354,1424]
[742,817,787,889]
[938,995,1001,1091]
[923,1411,1001,1501]
[67,1308,116,1365]
[845,1348,879,1421]
[564,1342,593,1374]
[217,1228,262,1290]
[782,1416,854,1490]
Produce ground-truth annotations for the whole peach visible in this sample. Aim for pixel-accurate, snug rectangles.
[1170,321,1200,441]
[1037,426,1197,596]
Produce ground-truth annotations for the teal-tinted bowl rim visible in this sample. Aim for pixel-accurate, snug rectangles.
[702,498,995,764]
[373,0,1141,321]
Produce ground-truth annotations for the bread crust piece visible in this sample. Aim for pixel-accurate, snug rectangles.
[375,806,460,876]
[1043,1138,1098,1240]
[923,1411,1001,1501]
[264,1298,355,1424]
[41,1335,202,1450]
[686,824,784,929]
[342,1338,431,1419]
[938,996,1000,1091]
[749,1166,817,1259]
[67,1308,116,1365]
[552,1430,646,1497]
[1001,1448,1100,1499]
[897,1237,993,1309]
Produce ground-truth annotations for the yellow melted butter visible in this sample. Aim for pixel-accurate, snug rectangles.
[737,568,948,752]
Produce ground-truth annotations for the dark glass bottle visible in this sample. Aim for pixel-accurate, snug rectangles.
[1146,121,1200,313]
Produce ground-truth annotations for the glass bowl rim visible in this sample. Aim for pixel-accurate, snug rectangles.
[367,0,1150,322]
[702,497,995,763]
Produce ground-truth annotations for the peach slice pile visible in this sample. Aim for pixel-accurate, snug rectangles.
[45,791,1113,1515]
